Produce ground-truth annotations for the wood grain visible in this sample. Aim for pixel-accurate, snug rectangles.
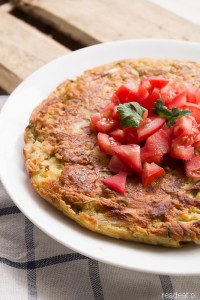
[0,10,68,92]
[13,0,200,44]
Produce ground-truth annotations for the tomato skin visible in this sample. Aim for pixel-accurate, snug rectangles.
[112,106,120,121]
[114,85,130,103]
[102,171,128,194]
[170,142,194,160]
[137,117,166,142]
[124,128,138,144]
[113,144,142,175]
[185,156,200,178]
[181,103,200,124]
[114,83,136,103]
[193,133,200,148]
[127,89,138,102]
[167,90,187,109]
[100,102,115,118]
[111,93,120,104]
[145,88,161,111]
[173,116,193,137]
[90,113,101,131]
[97,133,119,155]
[108,155,132,175]
[148,77,169,89]
[142,162,165,187]
[137,85,149,104]
[185,83,200,104]
[140,129,171,163]
[110,128,126,143]
[160,81,179,104]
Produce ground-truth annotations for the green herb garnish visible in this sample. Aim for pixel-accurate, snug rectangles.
[117,102,146,129]
[152,100,191,127]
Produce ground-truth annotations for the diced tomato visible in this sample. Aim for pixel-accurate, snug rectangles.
[140,150,163,164]
[148,77,169,89]
[113,144,142,175]
[111,93,120,104]
[100,102,115,118]
[137,117,166,142]
[137,85,149,104]
[193,134,200,148]
[140,129,171,163]
[102,171,128,194]
[126,89,138,102]
[96,117,119,133]
[110,128,126,143]
[90,112,119,133]
[167,90,187,109]
[108,155,132,175]
[142,162,165,187]
[97,133,119,155]
[124,128,138,144]
[173,116,193,137]
[114,83,136,103]
[90,112,101,131]
[160,81,179,104]
[185,156,200,178]
[139,78,153,95]
[145,88,161,111]
[162,124,174,139]
[112,106,120,120]
[185,83,200,104]
[172,133,195,147]
[170,140,194,161]
[181,103,200,124]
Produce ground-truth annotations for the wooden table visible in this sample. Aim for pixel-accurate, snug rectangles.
[1,0,200,94]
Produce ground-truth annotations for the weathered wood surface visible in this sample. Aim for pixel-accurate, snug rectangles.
[1,0,200,93]
[0,8,67,92]
[13,0,200,44]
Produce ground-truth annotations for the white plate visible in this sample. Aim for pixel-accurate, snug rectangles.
[1,39,200,275]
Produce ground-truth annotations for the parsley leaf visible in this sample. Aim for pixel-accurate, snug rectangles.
[152,100,191,127]
[117,102,146,129]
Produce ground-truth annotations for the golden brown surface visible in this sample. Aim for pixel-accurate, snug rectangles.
[24,58,200,247]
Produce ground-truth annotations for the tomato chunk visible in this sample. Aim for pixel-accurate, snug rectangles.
[181,103,200,124]
[110,128,126,143]
[185,156,200,178]
[170,142,194,161]
[145,88,161,111]
[185,83,200,104]
[90,112,101,131]
[114,83,136,103]
[113,144,142,175]
[100,102,115,118]
[127,89,138,102]
[142,162,165,187]
[140,129,171,163]
[167,90,187,109]
[108,155,132,175]
[173,116,193,137]
[148,77,169,89]
[95,117,119,133]
[124,128,138,144]
[193,134,200,148]
[137,85,149,104]
[102,171,128,194]
[137,117,166,142]
[97,133,119,155]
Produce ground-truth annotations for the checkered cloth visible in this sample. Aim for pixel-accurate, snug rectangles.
[1,97,200,300]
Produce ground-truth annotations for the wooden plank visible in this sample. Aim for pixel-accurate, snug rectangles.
[0,10,68,92]
[13,0,200,44]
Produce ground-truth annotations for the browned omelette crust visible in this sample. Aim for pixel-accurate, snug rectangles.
[24,58,200,247]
